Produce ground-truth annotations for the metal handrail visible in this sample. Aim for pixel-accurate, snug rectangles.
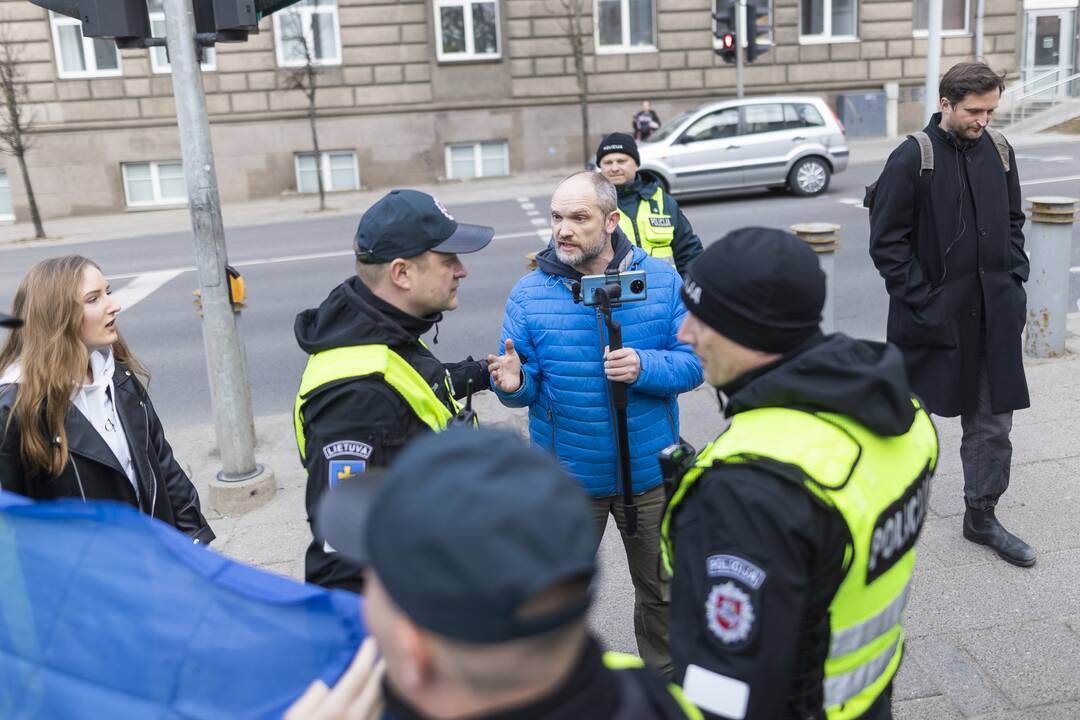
[1008,70,1080,124]
[1004,67,1061,99]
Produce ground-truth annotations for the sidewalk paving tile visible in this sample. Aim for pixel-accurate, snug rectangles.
[893,695,962,720]
[959,620,1080,708]
[903,636,1014,716]
[972,703,1080,720]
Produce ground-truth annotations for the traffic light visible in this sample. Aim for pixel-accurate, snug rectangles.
[745,2,771,64]
[30,0,150,45]
[712,2,737,65]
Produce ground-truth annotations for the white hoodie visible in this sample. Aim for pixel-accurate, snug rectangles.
[1,348,139,497]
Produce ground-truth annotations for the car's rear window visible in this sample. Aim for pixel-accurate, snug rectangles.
[785,103,825,128]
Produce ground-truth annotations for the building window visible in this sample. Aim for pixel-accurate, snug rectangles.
[445,141,509,179]
[122,161,187,208]
[148,0,216,73]
[0,170,13,223]
[799,0,857,43]
[913,0,970,36]
[295,151,359,193]
[434,0,501,62]
[595,0,656,53]
[274,0,342,68]
[713,0,773,53]
[49,11,121,78]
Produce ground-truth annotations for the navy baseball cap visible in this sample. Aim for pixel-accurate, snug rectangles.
[353,189,495,263]
[0,313,22,329]
[317,428,598,643]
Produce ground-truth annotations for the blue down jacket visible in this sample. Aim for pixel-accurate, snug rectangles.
[494,231,702,497]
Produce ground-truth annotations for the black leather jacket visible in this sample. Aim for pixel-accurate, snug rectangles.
[0,363,214,543]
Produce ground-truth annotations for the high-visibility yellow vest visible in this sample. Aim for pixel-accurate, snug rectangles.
[294,343,465,461]
[618,186,675,260]
[603,652,704,720]
[661,402,938,720]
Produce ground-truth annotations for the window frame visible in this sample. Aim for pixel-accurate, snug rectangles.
[273,0,343,69]
[121,161,188,209]
[48,11,122,79]
[148,7,216,73]
[798,0,859,45]
[444,141,510,179]
[293,150,360,193]
[912,0,972,37]
[0,170,14,223]
[433,0,502,62]
[594,0,658,55]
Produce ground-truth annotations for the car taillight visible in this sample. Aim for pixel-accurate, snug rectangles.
[829,105,846,135]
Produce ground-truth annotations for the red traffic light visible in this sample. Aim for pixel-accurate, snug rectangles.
[722,33,735,49]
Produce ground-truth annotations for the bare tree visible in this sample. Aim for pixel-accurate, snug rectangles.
[280,4,327,211]
[550,0,591,167]
[0,18,45,238]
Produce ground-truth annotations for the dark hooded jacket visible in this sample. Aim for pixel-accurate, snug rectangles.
[869,114,1028,416]
[669,333,922,720]
[0,364,214,544]
[294,276,488,593]
[617,170,703,278]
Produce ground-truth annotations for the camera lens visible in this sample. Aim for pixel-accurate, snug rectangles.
[630,279,645,294]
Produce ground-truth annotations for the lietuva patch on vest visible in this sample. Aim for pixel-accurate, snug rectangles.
[648,217,673,228]
[866,468,931,584]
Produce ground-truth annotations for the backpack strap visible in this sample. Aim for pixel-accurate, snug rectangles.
[909,132,934,174]
[983,126,1012,172]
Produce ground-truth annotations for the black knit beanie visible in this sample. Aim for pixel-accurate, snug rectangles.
[681,227,825,353]
[596,132,640,166]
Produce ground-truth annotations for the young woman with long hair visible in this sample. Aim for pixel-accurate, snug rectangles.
[0,255,214,543]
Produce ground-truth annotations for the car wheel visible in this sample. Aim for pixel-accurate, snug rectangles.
[788,157,831,196]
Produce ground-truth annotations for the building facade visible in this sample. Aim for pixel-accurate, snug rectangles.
[0,0,1066,222]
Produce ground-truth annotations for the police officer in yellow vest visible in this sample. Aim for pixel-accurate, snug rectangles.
[294,189,493,594]
[596,133,703,277]
[663,228,938,720]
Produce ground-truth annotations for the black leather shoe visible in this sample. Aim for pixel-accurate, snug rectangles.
[963,506,1036,567]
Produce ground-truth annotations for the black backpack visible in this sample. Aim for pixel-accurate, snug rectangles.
[863,127,1011,212]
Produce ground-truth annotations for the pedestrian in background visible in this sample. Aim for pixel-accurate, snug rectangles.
[0,256,214,544]
[286,428,702,720]
[869,61,1034,567]
[596,132,703,276]
[488,171,702,677]
[667,229,937,719]
[633,100,661,141]
[294,189,493,594]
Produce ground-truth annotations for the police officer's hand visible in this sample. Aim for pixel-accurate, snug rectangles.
[487,339,523,393]
[284,637,386,720]
[604,346,640,384]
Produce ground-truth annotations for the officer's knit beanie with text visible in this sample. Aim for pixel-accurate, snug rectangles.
[682,227,825,353]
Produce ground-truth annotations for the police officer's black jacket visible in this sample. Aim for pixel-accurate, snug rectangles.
[383,636,691,719]
[0,365,215,544]
[295,275,488,593]
[616,170,703,277]
[670,333,915,720]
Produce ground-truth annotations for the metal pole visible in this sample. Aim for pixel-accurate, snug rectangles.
[1024,197,1077,358]
[974,0,985,59]
[924,0,943,123]
[735,0,745,99]
[161,0,266,489]
[790,223,840,334]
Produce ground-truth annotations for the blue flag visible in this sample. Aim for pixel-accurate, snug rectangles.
[0,491,365,719]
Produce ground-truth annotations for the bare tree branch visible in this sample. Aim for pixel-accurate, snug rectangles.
[279,6,326,211]
[0,15,45,237]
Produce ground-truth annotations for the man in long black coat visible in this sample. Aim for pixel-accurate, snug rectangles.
[870,62,1034,567]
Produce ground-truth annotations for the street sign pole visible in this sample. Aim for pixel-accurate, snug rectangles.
[162,0,273,506]
[735,0,746,98]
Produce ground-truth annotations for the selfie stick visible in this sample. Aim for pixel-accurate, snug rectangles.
[593,284,637,539]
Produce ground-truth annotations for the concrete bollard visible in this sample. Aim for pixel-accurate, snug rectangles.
[790,223,841,334]
[1024,196,1077,358]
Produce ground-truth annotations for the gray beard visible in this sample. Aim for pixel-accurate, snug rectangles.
[556,232,609,268]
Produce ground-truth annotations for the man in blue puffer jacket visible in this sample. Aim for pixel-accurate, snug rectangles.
[488,171,702,677]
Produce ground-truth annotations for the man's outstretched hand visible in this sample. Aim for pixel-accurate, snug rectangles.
[487,339,523,393]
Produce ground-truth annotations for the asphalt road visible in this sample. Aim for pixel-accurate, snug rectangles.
[1,144,1078,431]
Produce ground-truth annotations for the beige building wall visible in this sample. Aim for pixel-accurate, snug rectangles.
[0,0,1022,221]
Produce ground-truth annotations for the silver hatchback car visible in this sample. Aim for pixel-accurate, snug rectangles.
[638,96,849,197]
